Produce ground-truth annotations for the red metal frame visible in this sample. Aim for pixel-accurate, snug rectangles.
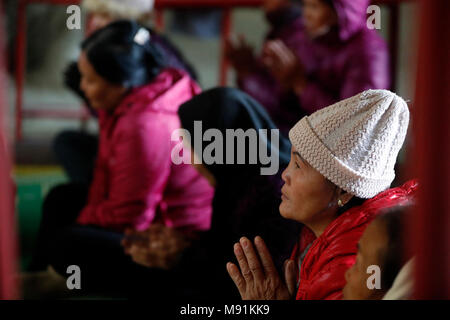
[14,0,91,141]
[1,1,19,300]
[387,3,399,88]
[219,9,232,86]
[412,0,450,299]
[15,0,27,141]
[14,0,410,141]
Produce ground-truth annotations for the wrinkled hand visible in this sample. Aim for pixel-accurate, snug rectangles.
[227,236,298,300]
[122,224,191,270]
[225,34,257,76]
[262,40,307,92]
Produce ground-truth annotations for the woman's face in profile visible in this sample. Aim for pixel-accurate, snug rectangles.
[343,218,388,300]
[78,52,127,112]
[280,147,336,225]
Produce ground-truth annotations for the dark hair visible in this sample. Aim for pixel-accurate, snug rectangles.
[81,20,166,88]
[376,203,414,290]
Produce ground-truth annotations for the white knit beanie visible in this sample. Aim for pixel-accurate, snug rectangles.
[289,90,410,199]
[82,0,154,21]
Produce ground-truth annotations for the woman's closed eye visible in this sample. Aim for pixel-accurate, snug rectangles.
[292,151,304,169]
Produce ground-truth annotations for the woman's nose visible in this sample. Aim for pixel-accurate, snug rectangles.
[281,168,289,184]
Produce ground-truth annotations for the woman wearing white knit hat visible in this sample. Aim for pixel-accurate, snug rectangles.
[227,89,418,300]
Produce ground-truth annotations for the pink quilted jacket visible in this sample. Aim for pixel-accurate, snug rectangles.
[77,68,214,233]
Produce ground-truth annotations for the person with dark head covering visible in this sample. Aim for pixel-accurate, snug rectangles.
[178,87,298,261]
[123,87,300,299]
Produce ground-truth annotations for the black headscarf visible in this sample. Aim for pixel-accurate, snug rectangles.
[178,87,291,183]
[177,88,300,298]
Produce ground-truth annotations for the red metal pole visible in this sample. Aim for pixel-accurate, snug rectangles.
[0,0,19,300]
[412,0,450,299]
[387,2,399,90]
[15,0,27,141]
[154,0,263,9]
[219,9,232,86]
[155,9,165,32]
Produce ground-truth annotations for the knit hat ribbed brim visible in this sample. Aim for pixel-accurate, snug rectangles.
[289,89,410,199]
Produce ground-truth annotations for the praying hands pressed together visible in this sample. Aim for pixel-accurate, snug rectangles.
[227,236,297,300]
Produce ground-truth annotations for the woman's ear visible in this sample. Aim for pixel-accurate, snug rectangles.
[338,190,354,206]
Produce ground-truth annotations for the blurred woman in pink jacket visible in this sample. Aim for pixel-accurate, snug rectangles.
[28,21,214,278]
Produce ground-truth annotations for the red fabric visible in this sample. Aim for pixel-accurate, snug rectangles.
[77,68,214,233]
[290,179,419,300]
[412,0,450,299]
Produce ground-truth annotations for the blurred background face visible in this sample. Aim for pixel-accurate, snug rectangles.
[78,52,127,112]
[280,147,337,226]
[302,0,337,35]
[343,219,389,300]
